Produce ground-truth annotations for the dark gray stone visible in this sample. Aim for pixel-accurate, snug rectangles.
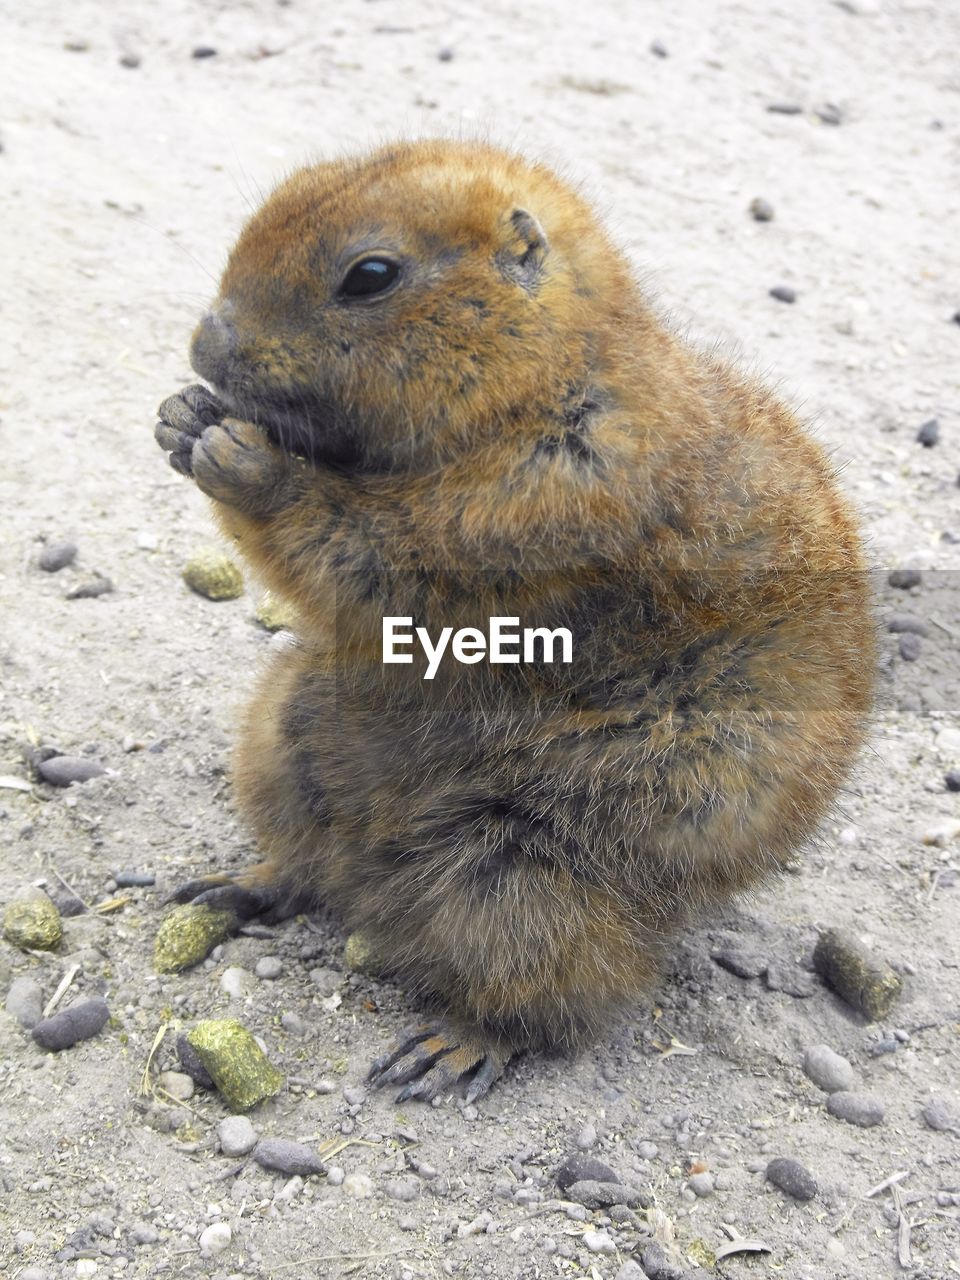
[32,998,109,1051]
[556,1153,619,1192]
[827,1091,884,1127]
[37,756,106,787]
[38,541,77,572]
[253,1138,326,1176]
[766,1156,818,1200]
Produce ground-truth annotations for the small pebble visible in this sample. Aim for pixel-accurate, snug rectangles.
[176,1032,215,1088]
[38,756,106,787]
[4,890,63,951]
[220,966,255,999]
[815,102,843,125]
[916,418,940,447]
[562,1162,602,1198]
[437,46,455,61]
[66,574,113,599]
[385,1176,419,1202]
[922,1097,958,1133]
[813,928,902,1020]
[711,940,768,978]
[255,955,283,980]
[566,1179,647,1209]
[343,1084,366,1106]
[119,52,141,68]
[649,39,668,57]
[887,613,928,636]
[945,770,960,793]
[38,540,77,572]
[198,1222,231,1256]
[32,997,110,1051]
[458,1210,493,1237]
[342,1172,375,1198]
[253,1138,325,1176]
[582,1230,616,1255]
[766,1156,818,1200]
[803,1044,856,1093]
[218,1115,258,1156]
[157,1070,195,1102]
[826,1090,885,1127]
[182,551,244,601]
[280,1011,306,1035]
[113,870,156,888]
[131,1223,158,1245]
[749,197,775,222]
[192,45,218,58]
[327,1166,344,1186]
[767,101,803,114]
[575,1124,598,1150]
[5,975,43,1028]
[687,1171,714,1197]
[888,568,921,589]
[899,633,922,662]
[616,1264,647,1280]
[769,285,797,304]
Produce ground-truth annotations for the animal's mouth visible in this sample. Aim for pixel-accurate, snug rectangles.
[214,380,367,473]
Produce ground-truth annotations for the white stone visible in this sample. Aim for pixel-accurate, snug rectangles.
[583,1230,616,1254]
[342,1172,374,1199]
[218,1115,258,1157]
[219,966,254,999]
[198,1222,232,1256]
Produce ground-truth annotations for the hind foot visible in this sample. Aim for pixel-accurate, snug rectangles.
[368,1017,510,1103]
[165,860,310,925]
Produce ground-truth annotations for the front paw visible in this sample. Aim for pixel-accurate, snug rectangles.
[156,385,291,513]
[190,417,291,511]
[155,383,224,477]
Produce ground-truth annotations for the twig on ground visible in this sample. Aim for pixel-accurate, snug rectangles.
[866,1170,910,1198]
[42,963,81,1019]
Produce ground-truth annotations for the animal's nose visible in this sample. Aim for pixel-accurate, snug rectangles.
[190,306,237,386]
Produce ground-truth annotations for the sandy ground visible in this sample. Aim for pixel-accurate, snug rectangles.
[2,1,959,1278]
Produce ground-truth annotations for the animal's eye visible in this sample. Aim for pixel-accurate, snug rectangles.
[338,257,401,300]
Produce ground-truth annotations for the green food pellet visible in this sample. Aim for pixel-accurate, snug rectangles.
[188,1018,284,1112]
[343,930,387,977]
[182,551,244,601]
[253,592,294,632]
[153,904,233,973]
[3,890,63,951]
[813,928,902,1021]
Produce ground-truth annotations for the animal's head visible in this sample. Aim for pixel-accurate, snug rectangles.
[190,139,634,471]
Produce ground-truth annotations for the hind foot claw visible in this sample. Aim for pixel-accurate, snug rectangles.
[368,1018,509,1103]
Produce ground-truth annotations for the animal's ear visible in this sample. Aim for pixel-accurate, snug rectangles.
[498,208,549,289]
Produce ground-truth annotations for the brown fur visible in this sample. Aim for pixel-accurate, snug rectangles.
[156,139,875,1088]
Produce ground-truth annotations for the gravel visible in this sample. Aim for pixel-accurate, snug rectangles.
[220,966,255,999]
[916,417,940,446]
[566,1179,648,1208]
[385,1175,420,1202]
[899,633,922,661]
[887,612,928,635]
[38,540,77,572]
[113,870,156,887]
[156,1070,195,1101]
[575,1123,598,1150]
[342,1172,375,1198]
[827,1091,885,1127]
[749,197,774,221]
[556,1153,619,1191]
[687,1171,714,1197]
[198,1222,231,1256]
[888,568,922,589]
[640,1242,685,1280]
[945,770,960,792]
[37,756,106,786]
[254,955,283,979]
[218,1115,258,1156]
[769,285,797,303]
[583,1230,616,1254]
[252,1138,326,1176]
[31,998,110,1051]
[765,1156,818,1200]
[65,573,113,599]
[803,1044,857,1092]
[5,975,43,1028]
[922,1097,958,1133]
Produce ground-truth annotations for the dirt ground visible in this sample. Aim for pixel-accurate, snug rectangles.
[1,1,959,1278]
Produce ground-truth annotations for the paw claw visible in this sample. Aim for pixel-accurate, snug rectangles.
[368,1019,509,1103]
